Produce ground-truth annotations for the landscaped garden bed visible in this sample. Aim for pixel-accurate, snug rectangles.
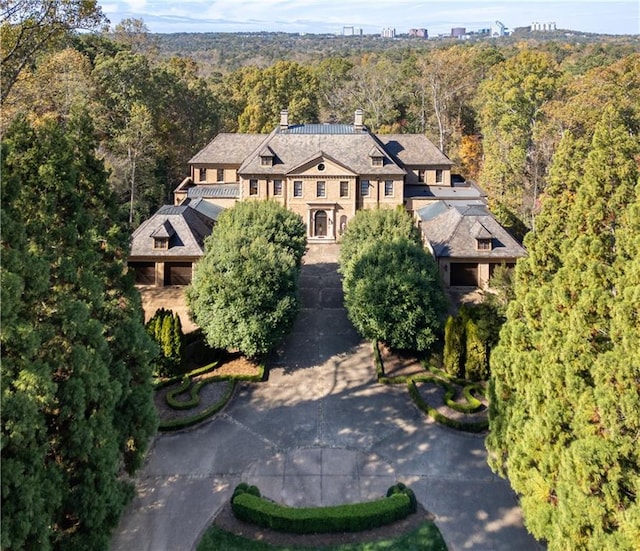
[196,483,448,550]
[374,341,489,432]
[154,350,265,431]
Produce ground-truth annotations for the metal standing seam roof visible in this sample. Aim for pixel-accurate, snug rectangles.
[279,123,363,134]
[187,184,240,199]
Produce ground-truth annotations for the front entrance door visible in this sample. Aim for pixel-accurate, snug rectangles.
[314,210,327,237]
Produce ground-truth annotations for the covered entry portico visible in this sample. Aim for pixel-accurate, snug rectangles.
[307,203,337,241]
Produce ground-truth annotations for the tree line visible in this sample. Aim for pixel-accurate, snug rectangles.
[2,10,639,234]
[2,3,639,549]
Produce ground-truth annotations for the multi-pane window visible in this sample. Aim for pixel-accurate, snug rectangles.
[340,181,349,198]
[273,179,283,196]
[372,157,383,167]
[384,180,394,196]
[217,168,224,182]
[360,180,370,197]
[153,237,168,250]
[477,238,492,251]
[418,169,425,183]
[198,168,206,181]
[293,181,303,197]
[316,181,326,198]
[249,179,258,196]
[261,156,272,166]
[436,169,443,183]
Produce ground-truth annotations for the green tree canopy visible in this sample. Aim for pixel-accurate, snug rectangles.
[187,201,306,358]
[339,207,422,269]
[487,106,640,550]
[339,209,445,351]
[1,112,157,550]
[0,0,107,103]
[343,238,445,351]
[476,50,561,228]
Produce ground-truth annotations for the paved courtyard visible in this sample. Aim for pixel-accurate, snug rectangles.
[111,244,541,551]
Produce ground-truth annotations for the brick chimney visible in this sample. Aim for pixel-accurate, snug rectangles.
[280,109,289,130]
[354,109,364,130]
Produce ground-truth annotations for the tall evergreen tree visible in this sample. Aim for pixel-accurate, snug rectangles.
[487,106,640,550]
[1,112,157,550]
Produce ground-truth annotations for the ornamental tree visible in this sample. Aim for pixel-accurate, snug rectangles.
[187,200,306,358]
[341,233,445,352]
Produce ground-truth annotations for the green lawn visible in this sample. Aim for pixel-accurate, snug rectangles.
[197,521,447,551]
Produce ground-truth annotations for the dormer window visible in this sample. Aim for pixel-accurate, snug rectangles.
[151,220,175,250]
[154,237,169,250]
[476,238,492,251]
[471,221,493,251]
[369,146,384,167]
[198,168,206,181]
[259,146,275,167]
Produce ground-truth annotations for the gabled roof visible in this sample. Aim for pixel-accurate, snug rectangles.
[150,220,176,239]
[417,201,526,259]
[237,125,406,176]
[259,145,276,157]
[286,150,356,175]
[378,134,453,166]
[130,204,218,258]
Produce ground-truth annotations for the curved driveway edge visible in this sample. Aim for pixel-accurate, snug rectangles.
[111,244,542,551]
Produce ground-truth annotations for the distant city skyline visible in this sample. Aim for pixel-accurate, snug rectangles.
[100,0,639,36]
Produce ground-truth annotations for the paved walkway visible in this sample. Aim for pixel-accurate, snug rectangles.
[111,244,541,551]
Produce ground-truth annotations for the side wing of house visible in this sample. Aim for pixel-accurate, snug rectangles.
[417,202,526,288]
[128,204,219,287]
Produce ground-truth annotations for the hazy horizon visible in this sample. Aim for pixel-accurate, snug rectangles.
[101,1,639,36]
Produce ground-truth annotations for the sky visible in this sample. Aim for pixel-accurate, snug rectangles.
[100,0,640,36]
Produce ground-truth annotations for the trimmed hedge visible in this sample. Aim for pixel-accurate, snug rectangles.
[408,379,488,433]
[231,483,414,534]
[158,379,235,432]
[373,342,419,385]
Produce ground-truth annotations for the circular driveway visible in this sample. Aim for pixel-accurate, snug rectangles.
[111,244,542,551]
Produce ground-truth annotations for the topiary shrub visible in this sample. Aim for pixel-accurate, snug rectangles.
[386,483,417,514]
[464,318,488,381]
[443,314,464,378]
[230,483,414,534]
[146,308,185,377]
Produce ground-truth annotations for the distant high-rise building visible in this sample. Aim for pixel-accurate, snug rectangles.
[381,27,396,38]
[531,21,557,31]
[409,28,428,38]
[451,27,466,38]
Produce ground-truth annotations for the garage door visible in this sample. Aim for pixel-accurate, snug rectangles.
[450,263,478,286]
[130,262,155,285]
[165,262,192,285]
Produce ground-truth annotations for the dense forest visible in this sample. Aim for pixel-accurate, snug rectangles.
[1,2,639,549]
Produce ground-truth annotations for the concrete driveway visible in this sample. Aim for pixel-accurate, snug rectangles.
[111,244,541,551]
